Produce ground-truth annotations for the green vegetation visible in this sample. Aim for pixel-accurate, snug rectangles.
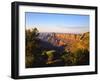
[61,49,89,66]
[25,28,40,68]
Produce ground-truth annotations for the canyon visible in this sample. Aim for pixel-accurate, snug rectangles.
[38,32,89,53]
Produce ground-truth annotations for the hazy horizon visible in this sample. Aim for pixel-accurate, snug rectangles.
[25,12,89,33]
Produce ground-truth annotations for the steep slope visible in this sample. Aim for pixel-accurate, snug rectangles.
[38,32,89,53]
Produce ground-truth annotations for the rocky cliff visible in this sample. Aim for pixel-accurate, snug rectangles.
[38,32,89,52]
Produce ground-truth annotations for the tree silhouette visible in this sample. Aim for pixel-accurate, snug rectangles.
[25,28,40,68]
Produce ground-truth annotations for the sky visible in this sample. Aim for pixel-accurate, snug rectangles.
[25,12,89,33]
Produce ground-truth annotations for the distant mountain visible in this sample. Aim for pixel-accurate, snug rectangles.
[38,32,89,53]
